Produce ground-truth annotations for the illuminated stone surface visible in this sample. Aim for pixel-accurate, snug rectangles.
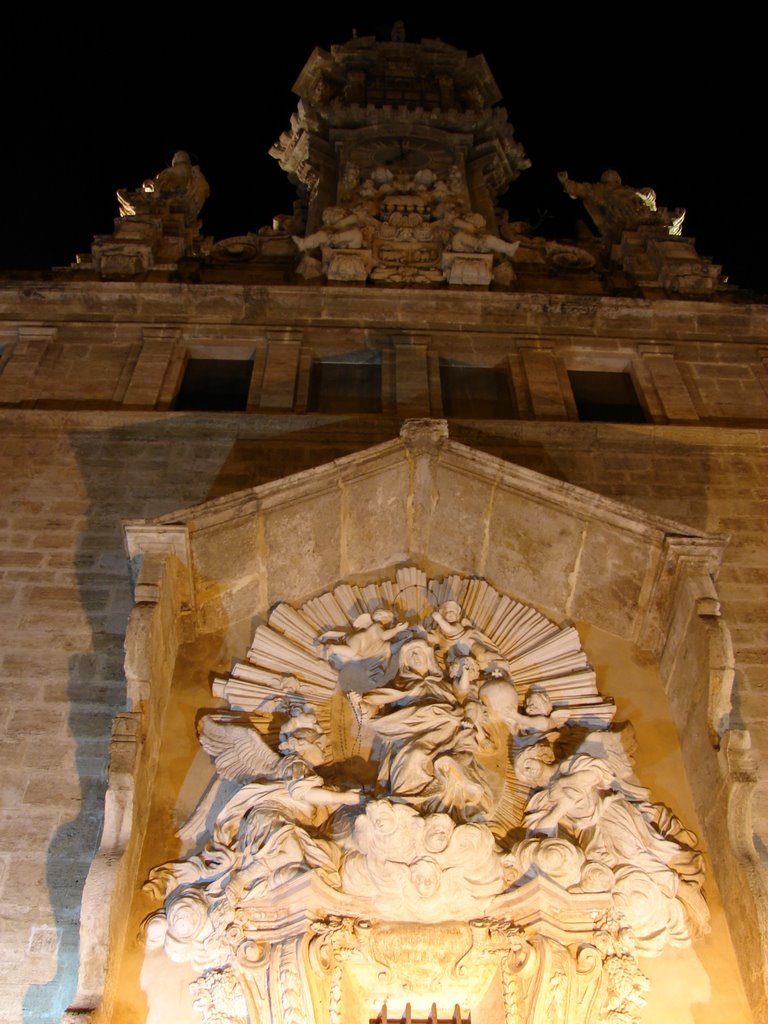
[137,568,710,1022]
[0,26,765,1024]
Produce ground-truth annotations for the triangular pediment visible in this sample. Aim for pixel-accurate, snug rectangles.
[125,419,724,656]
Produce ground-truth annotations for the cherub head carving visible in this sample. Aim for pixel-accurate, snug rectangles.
[278,704,327,766]
[515,743,557,788]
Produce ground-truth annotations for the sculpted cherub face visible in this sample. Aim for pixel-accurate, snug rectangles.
[514,744,556,788]
[525,687,553,717]
[371,165,393,185]
[322,206,346,226]
[410,858,441,898]
[283,728,326,766]
[439,601,461,624]
[423,813,455,853]
[365,799,397,836]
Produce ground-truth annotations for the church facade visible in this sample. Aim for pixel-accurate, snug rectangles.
[0,30,766,1024]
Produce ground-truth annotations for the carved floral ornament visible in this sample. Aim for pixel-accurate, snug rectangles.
[143,567,708,1024]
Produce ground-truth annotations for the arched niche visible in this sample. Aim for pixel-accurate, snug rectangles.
[65,421,765,1024]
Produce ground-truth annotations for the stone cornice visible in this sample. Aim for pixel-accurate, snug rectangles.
[1,280,767,341]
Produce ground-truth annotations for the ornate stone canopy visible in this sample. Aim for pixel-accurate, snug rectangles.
[67,421,761,1023]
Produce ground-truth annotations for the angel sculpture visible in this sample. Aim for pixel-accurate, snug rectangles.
[517,730,709,948]
[429,600,510,678]
[318,607,408,677]
[479,681,571,741]
[558,169,685,242]
[117,150,210,220]
[445,211,521,259]
[293,205,378,253]
[144,704,360,966]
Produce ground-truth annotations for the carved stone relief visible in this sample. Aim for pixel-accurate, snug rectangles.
[76,151,211,277]
[143,566,709,1023]
[559,169,722,295]
[289,164,519,287]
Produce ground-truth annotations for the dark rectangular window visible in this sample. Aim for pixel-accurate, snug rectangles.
[174,358,253,411]
[307,352,382,413]
[568,370,646,423]
[440,361,516,419]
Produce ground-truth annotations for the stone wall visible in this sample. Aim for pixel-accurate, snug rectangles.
[0,409,765,1022]
[1,285,767,425]
[0,279,765,1022]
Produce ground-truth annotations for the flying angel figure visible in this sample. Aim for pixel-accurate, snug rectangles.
[319,608,408,670]
[145,705,360,906]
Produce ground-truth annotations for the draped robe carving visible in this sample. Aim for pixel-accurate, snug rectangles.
[142,568,709,1024]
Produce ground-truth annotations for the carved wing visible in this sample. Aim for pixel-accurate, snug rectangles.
[198,714,282,784]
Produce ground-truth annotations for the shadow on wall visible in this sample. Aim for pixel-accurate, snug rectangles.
[21,413,400,1022]
[449,420,716,531]
[203,415,402,499]
[26,413,747,1021]
[21,416,239,1022]
[21,637,122,1024]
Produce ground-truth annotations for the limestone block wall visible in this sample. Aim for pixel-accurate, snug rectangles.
[0,279,765,1022]
[1,285,767,425]
[0,411,402,1024]
[0,410,765,1022]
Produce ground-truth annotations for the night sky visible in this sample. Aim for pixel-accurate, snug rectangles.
[3,9,764,293]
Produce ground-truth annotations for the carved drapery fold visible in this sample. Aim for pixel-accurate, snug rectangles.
[142,568,707,1023]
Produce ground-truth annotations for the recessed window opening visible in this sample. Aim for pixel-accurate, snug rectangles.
[439,360,516,419]
[174,357,253,411]
[568,370,646,423]
[308,350,382,413]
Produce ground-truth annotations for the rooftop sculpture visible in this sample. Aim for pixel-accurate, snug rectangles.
[72,33,723,296]
[558,169,685,242]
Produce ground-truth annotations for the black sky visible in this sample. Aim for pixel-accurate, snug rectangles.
[2,8,764,292]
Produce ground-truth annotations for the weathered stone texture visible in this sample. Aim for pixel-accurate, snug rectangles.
[0,409,764,1024]
[0,279,765,1023]
[2,286,767,430]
